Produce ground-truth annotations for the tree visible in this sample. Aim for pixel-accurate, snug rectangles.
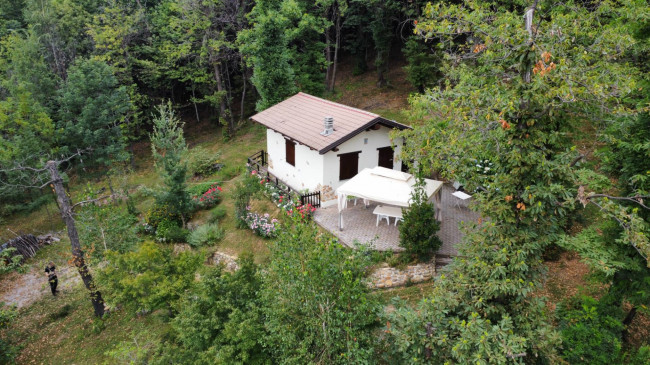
[387,0,642,362]
[97,241,202,314]
[169,254,270,364]
[398,177,441,259]
[238,0,297,111]
[262,216,380,364]
[56,58,130,167]
[403,36,441,93]
[149,102,192,227]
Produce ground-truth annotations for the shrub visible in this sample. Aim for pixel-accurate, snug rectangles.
[187,224,224,247]
[0,304,19,364]
[233,173,262,228]
[244,211,279,238]
[0,248,24,275]
[208,206,227,223]
[185,146,222,177]
[98,242,203,314]
[399,178,442,260]
[191,184,222,210]
[556,295,623,364]
[155,220,189,243]
[146,203,183,229]
[287,203,316,221]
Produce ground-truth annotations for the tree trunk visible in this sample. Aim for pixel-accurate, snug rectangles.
[622,305,637,343]
[46,161,105,318]
[191,86,200,123]
[325,18,332,89]
[328,11,341,92]
[214,63,233,135]
[240,57,248,121]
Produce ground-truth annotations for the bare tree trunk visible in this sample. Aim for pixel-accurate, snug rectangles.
[328,11,341,92]
[622,305,637,343]
[46,161,105,318]
[325,19,332,89]
[191,86,200,123]
[214,63,233,135]
[240,57,248,121]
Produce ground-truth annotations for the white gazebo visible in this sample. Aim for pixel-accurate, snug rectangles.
[336,167,443,230]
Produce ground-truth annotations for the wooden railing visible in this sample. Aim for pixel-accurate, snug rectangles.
[247,150,321,208]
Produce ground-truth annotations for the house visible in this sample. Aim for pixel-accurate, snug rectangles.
[250,92,410,207]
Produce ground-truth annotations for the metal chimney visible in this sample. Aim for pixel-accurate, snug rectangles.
[320,116,334,136]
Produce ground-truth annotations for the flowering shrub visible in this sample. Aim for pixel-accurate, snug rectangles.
[146,203,182,228]
[192,184,223,209]
[287,203,317,222]
[250,170,299,211]
[244,209,279,238]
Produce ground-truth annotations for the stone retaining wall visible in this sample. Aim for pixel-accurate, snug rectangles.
[210,251,240,272]
[369,259,436,289]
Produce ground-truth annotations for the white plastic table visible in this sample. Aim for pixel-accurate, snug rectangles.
[452,191,472,209]
[373,205,404,226]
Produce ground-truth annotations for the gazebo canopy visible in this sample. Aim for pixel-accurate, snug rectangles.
[336,167,443,213]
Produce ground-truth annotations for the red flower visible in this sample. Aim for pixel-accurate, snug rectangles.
[217,186,222,191]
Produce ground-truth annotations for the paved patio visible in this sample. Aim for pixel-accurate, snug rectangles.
[314,184,480,256]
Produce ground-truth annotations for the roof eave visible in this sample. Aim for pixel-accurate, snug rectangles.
[318,117,411,155]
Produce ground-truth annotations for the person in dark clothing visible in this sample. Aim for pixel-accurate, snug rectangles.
[45,262,58,296]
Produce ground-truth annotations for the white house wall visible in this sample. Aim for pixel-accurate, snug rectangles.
[266,129,324,192]
[321,126,403,206]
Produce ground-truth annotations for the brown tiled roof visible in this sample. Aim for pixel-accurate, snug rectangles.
[250,92,410,154]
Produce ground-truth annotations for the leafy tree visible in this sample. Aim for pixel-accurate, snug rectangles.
[262,216,380,364]
[170,253,270,364]
[403,36,441,93]
[97,241,202,314]
[238,0,297,111]
[399,177,441,260]
[150,102,193,227]
[556,295,624,364]
[388,0,642,362]
[56,58,130,167]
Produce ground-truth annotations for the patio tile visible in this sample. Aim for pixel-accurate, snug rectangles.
[313,184,481,256]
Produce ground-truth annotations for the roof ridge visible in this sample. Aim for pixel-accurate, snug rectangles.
[296,92,379,118]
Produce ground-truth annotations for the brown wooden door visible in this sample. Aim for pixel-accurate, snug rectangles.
[339,151,360,180]
[377,146,394,169]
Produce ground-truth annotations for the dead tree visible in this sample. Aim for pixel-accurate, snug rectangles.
[1,154,107,317]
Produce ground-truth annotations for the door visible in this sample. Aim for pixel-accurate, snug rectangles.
[377,146,394,169]
[339,151,360,180]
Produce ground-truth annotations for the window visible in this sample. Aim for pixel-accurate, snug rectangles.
[339,151,360,180]
[285,139,295,166]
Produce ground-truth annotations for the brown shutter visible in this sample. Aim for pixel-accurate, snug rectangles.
[285,139,296,166]
[339,151,360,180]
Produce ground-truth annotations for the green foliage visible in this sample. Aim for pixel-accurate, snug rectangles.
[398,178,441,260]
[169,254,270,364]
[187,223,223,247]
[56,58,130,166]
[625,346,650,365]
[403,36,441,93]
[389,0,645,362]
[232,172,262,228]
[208,205,227,223]
[0,247,24,275]
[98,241,202,314]
[238,1,297,111]
[155,219,188,244]
[0,303,19,364]
[145,203,183,229]
[77,199,140,261]
[185,146,222,177]
[556,295,623,364]
[262,217,380,364]
[150,102,193,226]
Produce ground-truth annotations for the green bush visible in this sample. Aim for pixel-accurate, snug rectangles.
[219,164,241,180]
[208,206,227,223]
[155,220,188,243]
[398,178,442,260]
[146,203,183,229]
[187,224,224,247]
[0,304,19,364]
[185,146,222,177]
[556,295,623,364]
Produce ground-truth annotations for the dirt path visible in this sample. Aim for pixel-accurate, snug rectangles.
[0,265,81,309]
